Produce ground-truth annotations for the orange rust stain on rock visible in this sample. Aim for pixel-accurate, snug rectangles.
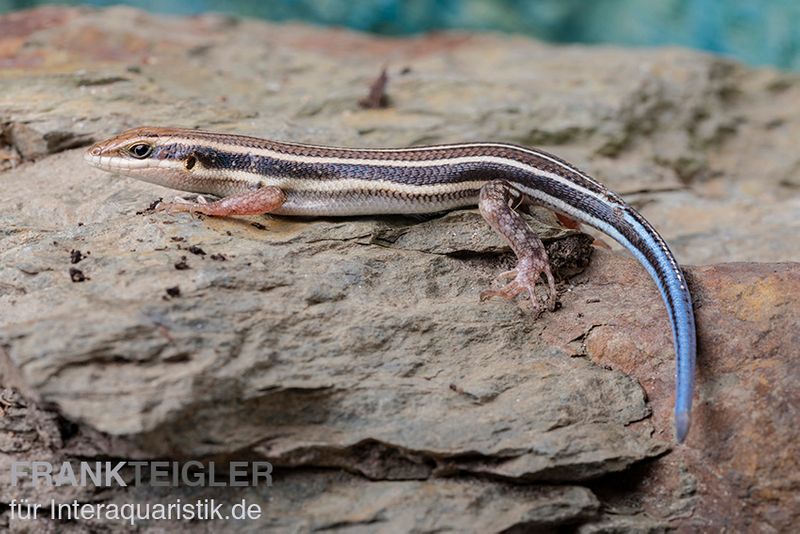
[0,7,75,69]
[50,26,153,63]
[0,38,41,69]
[0,6,74,40]
[716,276,787,323]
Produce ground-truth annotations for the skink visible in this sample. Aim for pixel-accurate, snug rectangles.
[85,127,697,443]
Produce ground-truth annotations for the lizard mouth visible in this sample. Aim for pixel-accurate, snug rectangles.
[83,150,102,168]
[83,150,125,172]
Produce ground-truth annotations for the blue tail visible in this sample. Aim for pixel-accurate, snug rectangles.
[618,209,697,443]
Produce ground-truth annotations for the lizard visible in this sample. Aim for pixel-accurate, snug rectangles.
[85,126,697,442]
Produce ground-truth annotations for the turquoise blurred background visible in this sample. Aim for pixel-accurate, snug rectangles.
[2,0,799,70]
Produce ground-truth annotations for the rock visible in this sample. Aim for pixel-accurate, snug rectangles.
[254,473,600,532]
[0,149,658,475]
[1,6,799,532]
[543,257,800,531]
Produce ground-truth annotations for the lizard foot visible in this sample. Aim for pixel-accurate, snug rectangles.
[480,256,557,313]
[156,195,207,215]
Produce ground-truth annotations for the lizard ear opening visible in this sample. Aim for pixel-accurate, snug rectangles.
[185,155,197,170]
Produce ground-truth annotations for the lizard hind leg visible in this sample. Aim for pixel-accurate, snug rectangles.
[478,180,557,313]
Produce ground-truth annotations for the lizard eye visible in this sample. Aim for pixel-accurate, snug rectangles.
[128,143,153,159]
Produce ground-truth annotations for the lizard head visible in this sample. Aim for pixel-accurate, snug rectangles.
[84,127,202,190]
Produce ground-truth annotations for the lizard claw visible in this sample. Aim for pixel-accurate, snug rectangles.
[480,256,557,313]
[155,196,202,215]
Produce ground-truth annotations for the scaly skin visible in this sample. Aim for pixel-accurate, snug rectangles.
[85,126,697,442]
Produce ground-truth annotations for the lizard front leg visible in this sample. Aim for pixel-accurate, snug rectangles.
[478,180,557,313]
[157,187,287,217]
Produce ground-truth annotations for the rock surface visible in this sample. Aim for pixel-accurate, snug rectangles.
[1,6,799,532]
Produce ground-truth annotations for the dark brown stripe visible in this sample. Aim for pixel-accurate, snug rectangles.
[141,127,613,199]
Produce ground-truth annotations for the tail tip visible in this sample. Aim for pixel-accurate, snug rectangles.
[675,411,691,443]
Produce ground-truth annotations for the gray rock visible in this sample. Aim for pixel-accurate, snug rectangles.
[1,6,799,533]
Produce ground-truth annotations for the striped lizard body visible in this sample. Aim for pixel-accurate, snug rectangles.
[85,127,697,443]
